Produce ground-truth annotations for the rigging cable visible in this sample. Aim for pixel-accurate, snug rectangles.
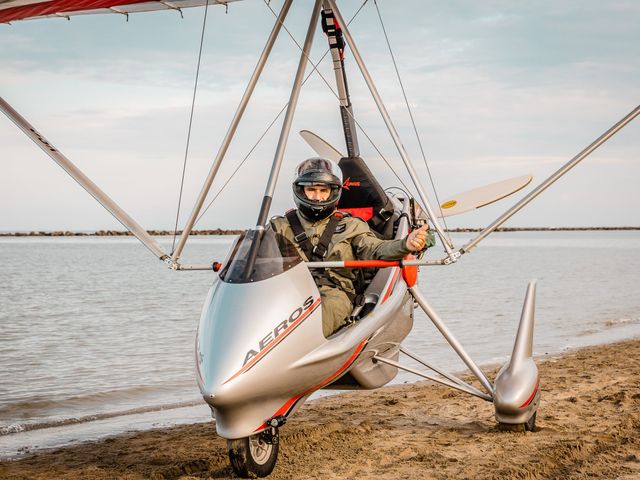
[171,0,210,255]
[195,103,288,225]
[262,0,416,197]
[372,0,451,242]
[193,0,379,226]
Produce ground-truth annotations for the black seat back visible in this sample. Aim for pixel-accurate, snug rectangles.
[338,156,396,239]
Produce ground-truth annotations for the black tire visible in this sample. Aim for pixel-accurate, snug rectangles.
[497,411,537,432]
[524,411,537,432]
[228,430,279,478]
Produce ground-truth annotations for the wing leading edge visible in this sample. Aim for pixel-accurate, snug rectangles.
[0,0,241,24]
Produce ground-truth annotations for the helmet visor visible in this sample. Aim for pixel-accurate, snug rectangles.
[293,157,343,187]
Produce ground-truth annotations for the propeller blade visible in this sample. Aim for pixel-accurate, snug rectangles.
[438,175,533,218]
[299,130,344,162]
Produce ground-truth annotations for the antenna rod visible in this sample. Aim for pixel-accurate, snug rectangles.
[460,104,640,255]
[0,96,169,262]
[171,0,293,262]
[326,0,455,257]
[256,0,323,227]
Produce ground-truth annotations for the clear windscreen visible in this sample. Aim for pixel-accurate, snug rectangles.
[219,229,302,284]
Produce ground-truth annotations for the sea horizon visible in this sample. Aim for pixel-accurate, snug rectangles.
[1,226,639,237]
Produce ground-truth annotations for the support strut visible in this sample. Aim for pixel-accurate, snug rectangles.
[409,285,494,395]
[172,0,293,261]
[0,96,169,262]
[256,0,323,227]
[460,104,640,256]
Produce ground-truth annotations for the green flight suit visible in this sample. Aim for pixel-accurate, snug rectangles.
[270,210,435,337]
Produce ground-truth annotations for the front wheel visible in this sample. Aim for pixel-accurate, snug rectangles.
[228,429,279,478]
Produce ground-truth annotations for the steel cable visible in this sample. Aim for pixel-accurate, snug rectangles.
[171,1,210,254]
[373,0,451,241]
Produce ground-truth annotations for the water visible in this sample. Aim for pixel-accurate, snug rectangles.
[1,231,639,458]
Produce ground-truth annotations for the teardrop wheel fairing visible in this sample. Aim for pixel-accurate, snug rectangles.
[228,429,280,478]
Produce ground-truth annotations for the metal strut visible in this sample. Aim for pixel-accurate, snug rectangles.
[372,354,492,401]
[326,0,455,258]
[256,0,323,227]
[459,104,640,256]
[409,285,494,395]
[0,96,169,262]
[399,345,480,391]
[171,0,293,262]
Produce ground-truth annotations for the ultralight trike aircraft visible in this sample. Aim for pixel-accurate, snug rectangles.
[1,0,638,477]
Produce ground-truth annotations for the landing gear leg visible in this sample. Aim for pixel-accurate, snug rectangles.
[228,428,279,478]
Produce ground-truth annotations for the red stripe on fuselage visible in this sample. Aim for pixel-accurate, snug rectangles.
[519,376,540,408]
[223,297,321,385]
[381,267,400,303]
[255,338,369,431]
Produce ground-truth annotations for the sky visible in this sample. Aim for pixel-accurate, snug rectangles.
[1,0,639,233]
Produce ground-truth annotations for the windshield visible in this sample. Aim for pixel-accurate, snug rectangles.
[219,229,302,284]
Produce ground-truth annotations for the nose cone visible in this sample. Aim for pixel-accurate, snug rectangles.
[195,263,323,408]
[201,392,215,405]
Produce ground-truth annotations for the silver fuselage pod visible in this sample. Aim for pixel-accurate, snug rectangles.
[493,281,540,424]
[196,197,415,440]
[196,264,413,440]
[196,261,324,439]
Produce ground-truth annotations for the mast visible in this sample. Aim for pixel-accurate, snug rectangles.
[321,2,359,158]
[327,0,455,257]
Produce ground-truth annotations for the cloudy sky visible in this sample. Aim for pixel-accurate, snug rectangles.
[1,0,638,233]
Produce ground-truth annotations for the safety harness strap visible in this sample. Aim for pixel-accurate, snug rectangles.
[313,212,343,260]
[285,209,343,261]
[285,209,313,260]
[285,209,358,302]
[321,8,345,59]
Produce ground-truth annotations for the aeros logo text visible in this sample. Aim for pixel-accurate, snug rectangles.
[243,296,316,366]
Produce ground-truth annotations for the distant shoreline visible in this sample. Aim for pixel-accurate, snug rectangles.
[1,226,639,237]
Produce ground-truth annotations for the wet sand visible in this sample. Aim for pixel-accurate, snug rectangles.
[2,339,639,480]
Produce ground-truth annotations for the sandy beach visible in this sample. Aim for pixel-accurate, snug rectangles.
[1,339,639,480]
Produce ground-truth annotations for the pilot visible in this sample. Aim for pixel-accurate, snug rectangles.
[270,157,435,337]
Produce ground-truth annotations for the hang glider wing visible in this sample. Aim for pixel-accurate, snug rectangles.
[0,0,241,24]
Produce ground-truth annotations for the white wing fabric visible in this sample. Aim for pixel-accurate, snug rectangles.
[0,0,241,23]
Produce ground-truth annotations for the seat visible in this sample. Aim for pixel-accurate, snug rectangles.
[337,156,398,240]
[336,156,406,318]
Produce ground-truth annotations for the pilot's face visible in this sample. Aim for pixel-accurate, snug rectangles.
[304,185,331,202]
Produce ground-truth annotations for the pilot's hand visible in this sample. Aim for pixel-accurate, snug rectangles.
[406,224,430,252]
